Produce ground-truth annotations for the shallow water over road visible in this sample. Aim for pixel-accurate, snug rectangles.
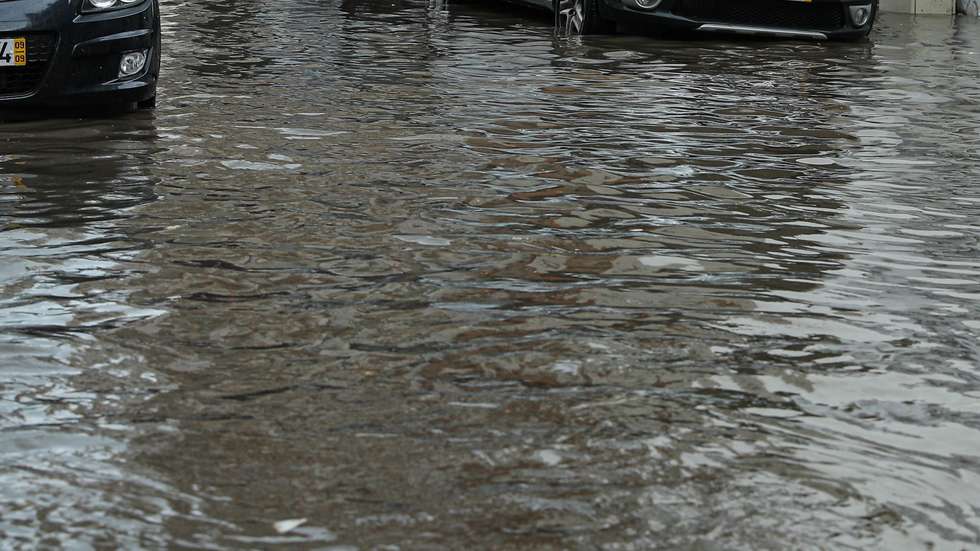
[2,2,980,548]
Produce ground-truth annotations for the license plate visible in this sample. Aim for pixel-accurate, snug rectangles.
[0,38,27,67]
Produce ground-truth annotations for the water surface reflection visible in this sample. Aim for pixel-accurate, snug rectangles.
[1,1,979,549]
[0,115,181,547]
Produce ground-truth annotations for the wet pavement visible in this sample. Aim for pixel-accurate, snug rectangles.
[2,1,980,548]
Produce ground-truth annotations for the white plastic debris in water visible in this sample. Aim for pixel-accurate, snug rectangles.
[273,518,308,534]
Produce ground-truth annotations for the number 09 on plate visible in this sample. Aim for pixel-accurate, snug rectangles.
[0,38,27,67]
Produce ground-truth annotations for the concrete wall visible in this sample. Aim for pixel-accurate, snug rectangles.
[879,0,955,14]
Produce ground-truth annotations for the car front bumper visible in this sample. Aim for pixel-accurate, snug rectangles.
[0,0,159,108]
[599,0,876,40]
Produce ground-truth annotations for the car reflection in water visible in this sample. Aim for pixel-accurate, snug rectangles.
[0,114,170,548]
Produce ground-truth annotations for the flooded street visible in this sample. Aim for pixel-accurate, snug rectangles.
[2,0,980,548]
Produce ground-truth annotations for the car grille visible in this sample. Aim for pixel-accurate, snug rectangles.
[672,0,845,31]
[0,33,56,97]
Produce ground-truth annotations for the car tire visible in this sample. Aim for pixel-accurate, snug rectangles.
[555,0,615,35]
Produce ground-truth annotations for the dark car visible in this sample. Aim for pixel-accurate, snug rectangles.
[0,0,160,112]
[516,0,875,40]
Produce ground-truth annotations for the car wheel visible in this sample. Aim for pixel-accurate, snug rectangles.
[555,0,615,35]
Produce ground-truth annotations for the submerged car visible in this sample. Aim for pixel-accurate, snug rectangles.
[0,0,160,111]
[518,0,876,40]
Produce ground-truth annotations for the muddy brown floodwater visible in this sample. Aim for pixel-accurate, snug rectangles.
[2,1,980,549]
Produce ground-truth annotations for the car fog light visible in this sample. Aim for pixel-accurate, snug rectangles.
[633,0,663,8]
[119,50,147,78]
[849,4,872,26]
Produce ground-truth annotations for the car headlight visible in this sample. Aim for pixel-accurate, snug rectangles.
[82,0,144,13]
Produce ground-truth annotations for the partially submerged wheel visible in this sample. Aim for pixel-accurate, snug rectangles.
[555,0,615,35]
